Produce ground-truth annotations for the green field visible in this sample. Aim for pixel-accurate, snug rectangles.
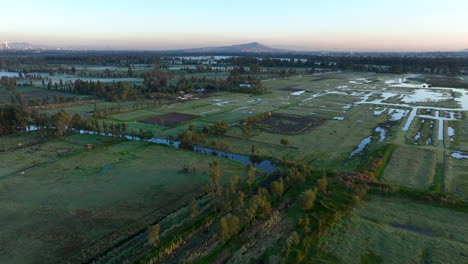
[445,155,468,199]
[381,146,437,189]
[0,138,247,264]
[317,195,468,264]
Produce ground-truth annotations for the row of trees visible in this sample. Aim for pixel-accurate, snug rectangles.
[141,69,267,96]
[223,55,468,75]
[73,80,142,102]
[0,103,158,141]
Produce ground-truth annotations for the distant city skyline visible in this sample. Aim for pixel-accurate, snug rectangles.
[2,0,468,52]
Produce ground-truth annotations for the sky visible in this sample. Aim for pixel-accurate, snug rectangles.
[1,0,468,52]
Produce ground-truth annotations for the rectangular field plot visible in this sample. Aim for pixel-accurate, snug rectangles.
[405,117,437,146]
[316,195,468,264]
[446,114,468,151]
[139,112,200,126]
[445,154,468,200]
[381,146,436,189]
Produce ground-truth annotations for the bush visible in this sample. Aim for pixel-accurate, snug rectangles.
[209,121,228,135]
[280,137,289,146]
[300,188,317,211]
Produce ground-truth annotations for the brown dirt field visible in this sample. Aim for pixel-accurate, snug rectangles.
[251,113,324,135]
[139,112,201,126]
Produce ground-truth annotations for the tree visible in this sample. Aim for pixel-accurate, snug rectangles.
[53,110,71,137]
[280,137,289,146]
[270,178,284,199]
[148,224,160,247]
[300,188,317,211]
[1,77,16,93]
[189,198,200,227]
[227,214,240,235]
[241,126,251,137]
[219,214,240,242]
[249,64,261,75]
[209,121,228,135]
[219,216,229,241]
[317,170,328,194]
[128,66,133,77]
[121,122,128,136]
[208,161,223,196]
[71,113,82,130]
[246,164,256,190]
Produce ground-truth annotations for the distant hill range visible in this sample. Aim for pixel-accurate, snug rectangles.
[462,49,468,52]
[178,42,289,53]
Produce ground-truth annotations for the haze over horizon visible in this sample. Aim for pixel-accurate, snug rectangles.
[2,0,468,52]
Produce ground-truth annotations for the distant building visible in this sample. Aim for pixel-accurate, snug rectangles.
[239,84,251,88]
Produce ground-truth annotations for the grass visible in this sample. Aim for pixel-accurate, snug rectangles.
[317,194,468,264]
[0,138,247,264]
[381,146,437,189]
[447,115,468,151]
[444,154,468,200]
[0,133,87,177]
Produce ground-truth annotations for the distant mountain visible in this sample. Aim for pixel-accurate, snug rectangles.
[178,42,289,53]
[462,49,468,52]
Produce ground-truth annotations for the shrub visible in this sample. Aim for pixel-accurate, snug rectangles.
[300,188,317,211]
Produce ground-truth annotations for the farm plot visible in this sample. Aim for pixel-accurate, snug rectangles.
[249,113,324,135]
[139,112,200,126]
[0,134,86,177]
[445,154,468,200]
[405,117,436,146]
[447,114,468,151]
[0,140,247,264]
[381,146,437,189]
[316,195,468,264]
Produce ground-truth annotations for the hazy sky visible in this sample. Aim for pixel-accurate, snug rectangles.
[2,0,468,51]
